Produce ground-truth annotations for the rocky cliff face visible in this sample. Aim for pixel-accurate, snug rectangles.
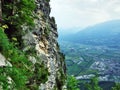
[0,0,66,90]
[27,0,66,89]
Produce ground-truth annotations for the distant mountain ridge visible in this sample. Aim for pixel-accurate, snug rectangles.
[61,20,120,46]
[58,27,82,40]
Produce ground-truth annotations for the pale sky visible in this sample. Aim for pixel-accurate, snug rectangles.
[50,0,120,30]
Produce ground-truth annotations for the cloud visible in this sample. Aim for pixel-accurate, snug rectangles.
[50,0,120,29]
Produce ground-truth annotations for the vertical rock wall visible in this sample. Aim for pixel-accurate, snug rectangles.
[22,0,66,90]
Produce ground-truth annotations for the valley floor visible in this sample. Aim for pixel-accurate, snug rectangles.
[59,41,120,82]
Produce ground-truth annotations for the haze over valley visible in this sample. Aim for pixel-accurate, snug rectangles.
[59,20,120,84]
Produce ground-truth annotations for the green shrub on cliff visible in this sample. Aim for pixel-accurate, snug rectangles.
[67,75,79,90]
[112,83,120,90]
[2,0,36,27]
[0,27,32,89]
[85,77,102,90]
[1,0,36,47]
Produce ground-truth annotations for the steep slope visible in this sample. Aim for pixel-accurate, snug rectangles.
[0,0,66,90]
[62,20,120,46]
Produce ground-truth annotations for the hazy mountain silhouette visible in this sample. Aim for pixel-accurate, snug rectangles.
[58,27,82,40]
[60,20,120,46]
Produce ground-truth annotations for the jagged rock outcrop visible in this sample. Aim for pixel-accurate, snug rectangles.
[24,0,66,89]
[0,0,66,90]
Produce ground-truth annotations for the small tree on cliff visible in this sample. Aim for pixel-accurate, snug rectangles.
[112,83,120,90]
[67,75,80,90]
[85,77,102,90]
